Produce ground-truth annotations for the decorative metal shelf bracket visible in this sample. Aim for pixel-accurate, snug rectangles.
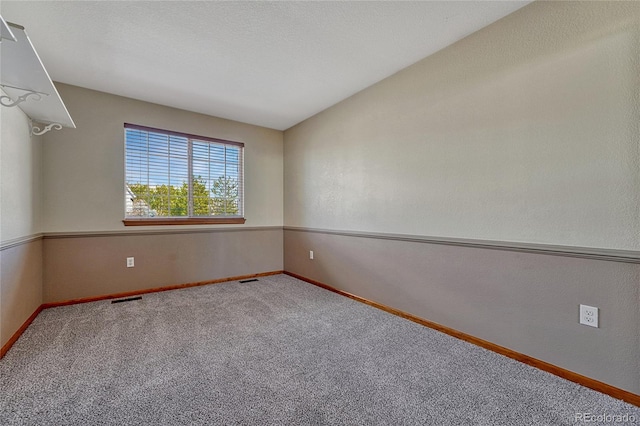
[0,84,48,107]
[30,120,62,136]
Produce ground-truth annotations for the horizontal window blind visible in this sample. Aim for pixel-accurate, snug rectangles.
[124,123,244,220]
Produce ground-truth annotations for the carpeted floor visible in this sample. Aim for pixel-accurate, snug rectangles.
[1,274,638,425]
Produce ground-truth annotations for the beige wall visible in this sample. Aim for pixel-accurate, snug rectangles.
[44,228,282,303]
[38,84,285,302]
[3,0,639,396]
[283,1,640,394]
[0,91,42,241]
[2,83,285,344]
[43,83,283,232]
[1,240,43,348]
[0,93,44,348]
[284,229,640,394]
[284,1,640,251]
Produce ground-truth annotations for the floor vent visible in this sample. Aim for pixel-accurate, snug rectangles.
[239,279,259,283]
[111,296,142,304]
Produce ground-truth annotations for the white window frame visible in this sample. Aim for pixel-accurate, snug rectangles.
[123,123,245,226]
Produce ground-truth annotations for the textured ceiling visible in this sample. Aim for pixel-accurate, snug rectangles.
[1,1,531,130]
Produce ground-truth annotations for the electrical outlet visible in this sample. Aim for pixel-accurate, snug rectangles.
[309,250,314,260]
[126,257,135,268]
[579,304,598,328]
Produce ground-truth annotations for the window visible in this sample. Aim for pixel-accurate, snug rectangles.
[124,123,245,225]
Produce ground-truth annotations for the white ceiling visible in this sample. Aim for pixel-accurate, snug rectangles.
[1,1,531,131]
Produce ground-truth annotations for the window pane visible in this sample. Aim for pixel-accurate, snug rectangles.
[125,125,243,219]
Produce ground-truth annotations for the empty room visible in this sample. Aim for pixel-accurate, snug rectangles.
[1,1,639,424]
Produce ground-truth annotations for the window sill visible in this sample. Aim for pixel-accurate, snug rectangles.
[123,217,246,226]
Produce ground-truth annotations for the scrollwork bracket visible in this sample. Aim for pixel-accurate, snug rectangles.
[30,121,63,136]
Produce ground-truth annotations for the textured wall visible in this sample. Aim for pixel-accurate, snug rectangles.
[37,85,285,303]
[1,241,43,348]
[0,91,42,242]
[284,1,640,250]
[0,95,43,348]
[43,84,284,233]
[284,229,640,394]
[44,228,283,303]
[2,83,285,346]
[283,1,640,395]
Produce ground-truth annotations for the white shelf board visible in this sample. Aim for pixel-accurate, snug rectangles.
[1,22,75,128]
[1,15,16,42]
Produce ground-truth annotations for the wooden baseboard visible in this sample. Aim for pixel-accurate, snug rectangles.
[284,271,640,407]
[42,270,284,308]
[1,271,283,359]
[0,305,43,359]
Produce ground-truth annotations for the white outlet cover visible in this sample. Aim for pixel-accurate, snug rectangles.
[127,257,135,268]
[579,304,598,328]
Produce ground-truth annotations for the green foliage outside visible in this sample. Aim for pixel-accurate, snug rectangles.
[128,176,239,217]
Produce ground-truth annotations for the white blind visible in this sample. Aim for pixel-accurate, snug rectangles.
[125,124,244,219]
